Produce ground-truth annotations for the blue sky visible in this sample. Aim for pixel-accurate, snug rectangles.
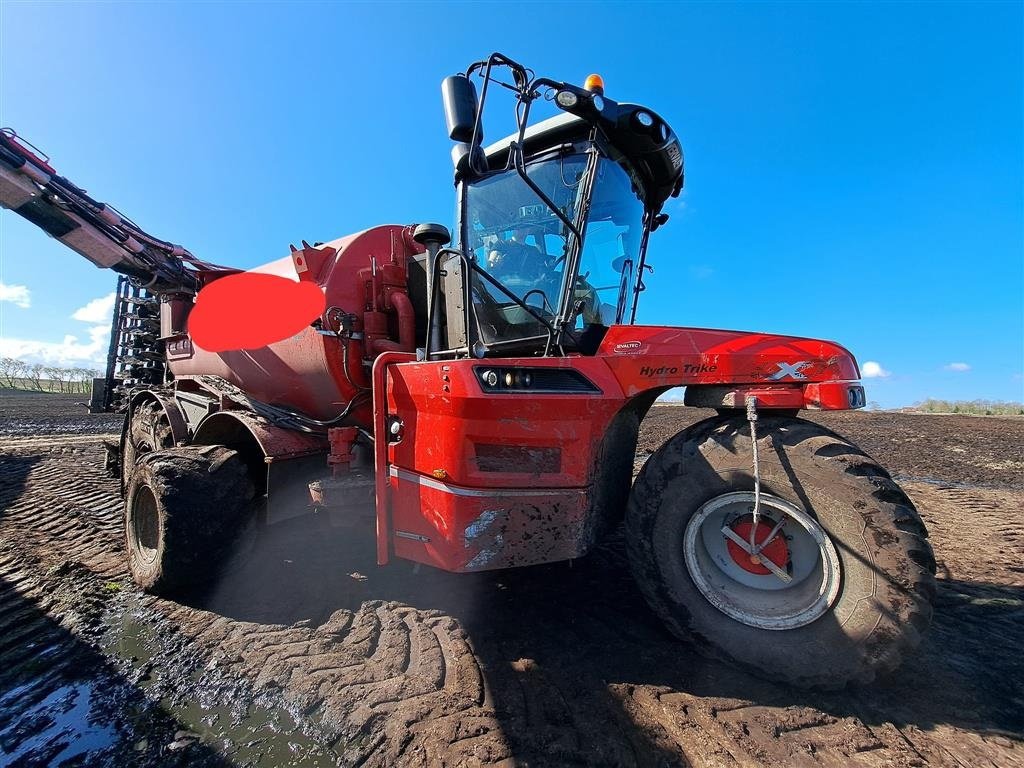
[1,1,1021,408]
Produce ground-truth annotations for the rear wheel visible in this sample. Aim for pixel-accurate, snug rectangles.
[121,399,174,493]
[626,415,936,688]
[125,445,255,595]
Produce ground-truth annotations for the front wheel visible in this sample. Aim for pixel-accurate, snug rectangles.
[626,415,936,688]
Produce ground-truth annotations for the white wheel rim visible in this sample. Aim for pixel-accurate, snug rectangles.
[683,491,842,630]
[130,484,161,565]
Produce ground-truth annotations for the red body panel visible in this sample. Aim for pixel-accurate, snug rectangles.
[385,358,626,489]
[375,328,861,571]
[379,356,624,571]
[598,325,860,393]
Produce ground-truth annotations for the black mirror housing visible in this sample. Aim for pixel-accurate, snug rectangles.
[442,75,480,144]
[451,142,486,180]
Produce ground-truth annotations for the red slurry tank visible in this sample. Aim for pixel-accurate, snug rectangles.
[167,224,424,425]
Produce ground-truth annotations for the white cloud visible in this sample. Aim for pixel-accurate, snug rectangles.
[944,362,970,372]
[862,361,890,378]
[71,292,116,323]
[1,290,115,368]
[0,282,31,309]
[0,325,109,368]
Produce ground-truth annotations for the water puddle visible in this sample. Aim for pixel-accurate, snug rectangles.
[98,590,340,766]
[0,586,341,767]
[0,681,117,766]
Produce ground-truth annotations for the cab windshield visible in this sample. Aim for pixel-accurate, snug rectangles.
[461,150,644,351]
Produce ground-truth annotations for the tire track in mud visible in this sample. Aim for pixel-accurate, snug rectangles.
[0,441,124,578]
[171,601,510,765]
[0,433,120,450]
[1,433,1023,766]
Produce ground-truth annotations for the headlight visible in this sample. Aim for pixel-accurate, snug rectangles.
[555,91,579,109]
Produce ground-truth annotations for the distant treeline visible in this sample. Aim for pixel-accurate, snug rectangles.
[0,358,100,394]
[910,398,1024,416]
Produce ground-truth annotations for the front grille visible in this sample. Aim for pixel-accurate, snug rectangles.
[474,444,562,474]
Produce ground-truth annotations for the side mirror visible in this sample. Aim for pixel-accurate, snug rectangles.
[442,75,480,144]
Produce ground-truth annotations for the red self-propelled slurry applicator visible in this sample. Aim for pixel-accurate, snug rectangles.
[0,53,935,688]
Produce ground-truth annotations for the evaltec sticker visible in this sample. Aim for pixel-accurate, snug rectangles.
[613,341,643,354]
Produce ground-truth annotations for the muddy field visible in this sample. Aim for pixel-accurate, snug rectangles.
[0,389,1021,767]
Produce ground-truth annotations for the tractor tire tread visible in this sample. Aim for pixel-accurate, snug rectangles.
[125,445,254,595]
[121,397,174,493]
[626,415,936,689]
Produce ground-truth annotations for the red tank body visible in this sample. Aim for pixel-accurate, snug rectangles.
[167,224,423,426]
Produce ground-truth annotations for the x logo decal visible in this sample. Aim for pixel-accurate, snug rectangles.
[769,361,810,381]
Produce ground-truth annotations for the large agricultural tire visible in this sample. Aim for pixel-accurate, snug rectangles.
[124,444,255,595]
[121,399,174,494]
[626,415,936,689]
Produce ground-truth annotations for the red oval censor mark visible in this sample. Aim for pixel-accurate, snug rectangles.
[189,272,326,353]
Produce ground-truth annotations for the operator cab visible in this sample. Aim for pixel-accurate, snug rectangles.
[426,54,684,359]
[464,125,642,350]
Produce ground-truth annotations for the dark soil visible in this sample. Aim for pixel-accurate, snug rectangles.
[640,406,1024,490]
[0,389,122,436]
[1,393,1021,767]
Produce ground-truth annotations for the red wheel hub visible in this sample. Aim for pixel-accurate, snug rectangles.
[725,515,789,575]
